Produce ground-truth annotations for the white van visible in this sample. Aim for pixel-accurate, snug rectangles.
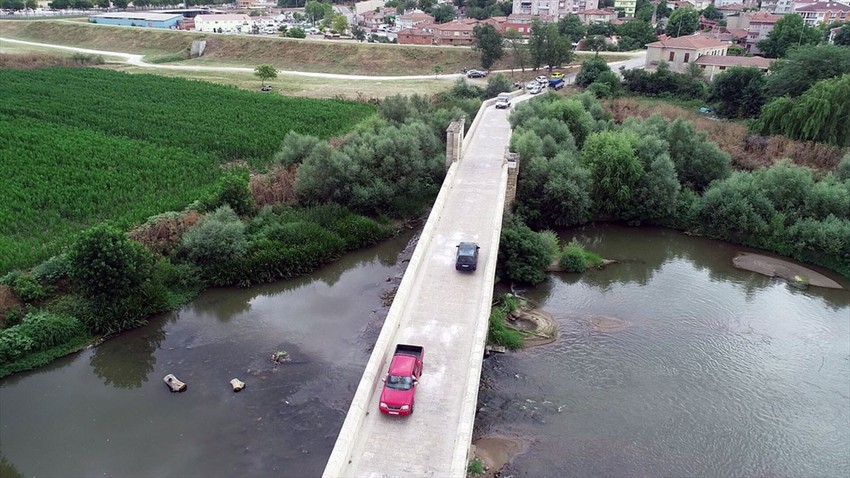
[495,93,512,109]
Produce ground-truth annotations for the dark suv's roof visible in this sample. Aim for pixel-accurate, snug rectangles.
[457,242,478,256]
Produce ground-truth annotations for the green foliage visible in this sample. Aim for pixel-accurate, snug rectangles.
[708,67,767,118]
[67,224,152,301]
[0,68,374,274]
[581,131,644,215]
[558,14,586,43]
[273,131,322,167]
[765,45,850,98]
[472,23,504,70]
[487,308,524,350]
[254,64,278,85]
[11,274,49,303]
[754,75,850,147]
[31,255,70,285]
[559,246,587,272]
[467,458,485,476]
[286,27,307,38]
[589,70,623,98]
[484,73,514,98]
[576,55,612,88]
[615,20,658,50]
[834,24,850,46]
[0,310,91,377]
[837,154,850,181]
[664,119,731,191]
[666,8,699,37]
[180,206,248,267]
[697,172,777,244]
[622,62,707,100]
[498,217,553,284]
[529,19,574,71]
[201,171,255,216]
[757,14,821,58]
[785,215,850,278]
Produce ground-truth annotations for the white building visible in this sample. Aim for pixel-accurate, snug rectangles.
[614,0,636,17]
[795,1,850,26]
[513,0,600,18]
[195,14,252,33]
[645,33,729,73]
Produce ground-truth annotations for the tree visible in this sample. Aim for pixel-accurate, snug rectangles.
[503,28,529,72]
[254,64,277,86]
[701,4,720,21]
[616,20,658,50]
[665,7,699,37]
[472,24,504,70]
[754,74,850,147]
[68,225,152,301]
[708,67,767,118]
[286,27,307,38]
[434,63,443,78]
[529,20,573,72]
[576,54,612,87]
[497,217,553,285]
[765,44,850,98]
[835,24,850,46]
[587,22,614,37]
[558,14,586,44]
[430,4,455,23]
[656,1,671,20]
[583,35,607,53]
[757,14,820,58]
[304,0,331,23]
[331,14,348,34]
[581,131,644,215]
[351,24,366,41]
[112,0,128,8]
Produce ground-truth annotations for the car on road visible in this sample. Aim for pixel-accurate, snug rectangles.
[551,71,565,79]
[527,83,543,95]
[495,92,512,109]
[467,69,487,78]
[456,242,480,271]
[535,75,548,84]
[379,344,424,416]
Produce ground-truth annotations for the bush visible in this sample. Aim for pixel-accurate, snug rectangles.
[559,248,587,272]
[837,154,850,181]
[12,274,48,303]
[68,224,152,301]
[31,254,69,285]
[576,55,612,88]
[484,73,514,98]
[273,131,322,167]
[179,206,247,267]
[498,217,553,284]
[487,308,524,350]
[0,311,89,367]
[201,170,255,216]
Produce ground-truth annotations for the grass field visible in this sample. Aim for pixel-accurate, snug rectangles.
[0,67,376,274]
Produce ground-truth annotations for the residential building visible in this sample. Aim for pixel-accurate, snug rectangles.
[89,12,183,29]
[726,11,782,54]
[716,4,744,19]
[615,0,637,17]
[577,7,618,23]
[645,33,730,73]
[357,8,396,29]
[504,13,556,34]
[694,55,775,80]
[513,0,600,17]
[760,0,795,14]
[715,0,758,6]
[396,12,434,30]
[430,19,476,45]
[795,1,850,26]
[397,27,435,45]
[354,0,386,16]
[195,14,252,33]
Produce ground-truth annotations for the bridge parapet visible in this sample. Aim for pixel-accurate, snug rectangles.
[445,117,465,170]
[505,151,520,211]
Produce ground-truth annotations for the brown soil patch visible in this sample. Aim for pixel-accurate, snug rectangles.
[733,253,844,289]
[0,285,24,329]
[471,436,526,478]
[589,315,630,332]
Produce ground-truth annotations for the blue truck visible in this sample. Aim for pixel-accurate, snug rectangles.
[548,77,566,90]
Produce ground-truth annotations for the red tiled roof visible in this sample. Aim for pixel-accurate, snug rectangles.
[694,55,775,68]
[646,33,729,49]
[747,11,783,23]
[724,28,749,38]
[432,20,474,31]
[579,8,616,15]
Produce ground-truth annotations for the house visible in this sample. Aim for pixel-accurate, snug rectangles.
[353,0,386,17]
[89,12,183,29]
[716,3,744,19]
[430,19,476,45]
[645,33,729,73]
[694,55,775,80]
[504,13,556,35]
[795,1,850,26]
[195,14,252,33]
[614,0,637,17]
[396,12,434,30]
[577,8,618,24]
[725,11,783,54]
[357,8,396,30]
[715,0,758,7]
[760,0,795,15]
[513,0,600,17]
[397,26,435,45]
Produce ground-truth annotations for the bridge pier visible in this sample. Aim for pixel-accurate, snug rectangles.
[445,117,465,170]
[505,151,520,211]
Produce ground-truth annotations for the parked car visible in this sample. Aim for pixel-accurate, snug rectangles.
[527,83,543,95]
[467,69,487,78]
[551,71,565,79]
[456,242,480,271]
[495,92,512,109]
[379,344,424,416]
[535,75,548,84]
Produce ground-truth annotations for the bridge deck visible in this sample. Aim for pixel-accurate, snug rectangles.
[324,101,518,477]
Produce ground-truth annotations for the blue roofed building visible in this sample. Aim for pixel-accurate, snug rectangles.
[89,12,183,29]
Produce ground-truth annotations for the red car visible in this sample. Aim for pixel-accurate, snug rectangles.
[379,344,424,416]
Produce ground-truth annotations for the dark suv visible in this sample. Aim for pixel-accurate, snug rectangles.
[455,242,480,271]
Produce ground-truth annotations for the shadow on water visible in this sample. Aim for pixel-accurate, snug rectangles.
[90,320,167,389]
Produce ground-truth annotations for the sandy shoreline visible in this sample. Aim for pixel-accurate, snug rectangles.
[733,253,843,289]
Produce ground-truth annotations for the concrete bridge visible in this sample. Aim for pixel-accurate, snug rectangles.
[322,92,525,478]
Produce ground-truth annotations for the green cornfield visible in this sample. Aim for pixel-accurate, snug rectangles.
[0,68,376,274]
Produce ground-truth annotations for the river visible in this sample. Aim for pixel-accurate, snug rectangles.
[1,225,848,477]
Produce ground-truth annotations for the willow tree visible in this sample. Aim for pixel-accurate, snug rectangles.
[754,75,850,147]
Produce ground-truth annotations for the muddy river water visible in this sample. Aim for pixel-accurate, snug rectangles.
[1,224,848,477]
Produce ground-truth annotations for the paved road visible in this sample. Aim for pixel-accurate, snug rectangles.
[0,37,645,81]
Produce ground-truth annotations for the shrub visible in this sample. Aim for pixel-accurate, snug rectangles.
[581,131,644,215]
[0,311,89,365]
[484,73,514,99]
[837,154,850,181]
[179,206,247,267]
[31,254,70,285]
[12,274,48,303]
[68,224,153,301]
[576,54,612,87]
[487,308,524,350]
[273,131,323,167]
[559,248,587,272]
[498,217,552,284]
[201,171,255,216]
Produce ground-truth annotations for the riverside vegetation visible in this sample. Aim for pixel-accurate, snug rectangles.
[0,66,517,377]
[497,92,850,285]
